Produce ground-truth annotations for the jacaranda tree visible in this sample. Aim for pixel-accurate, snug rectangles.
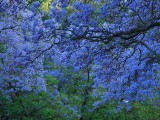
[0,0,160,119]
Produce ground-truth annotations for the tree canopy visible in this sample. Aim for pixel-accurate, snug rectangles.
[0,0,160,119]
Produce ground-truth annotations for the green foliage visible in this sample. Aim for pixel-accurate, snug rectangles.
[87,102,160,120]
[45,74,59,86]
[0,43,4,53]
[1,75,160,120]
[0,92,79,120]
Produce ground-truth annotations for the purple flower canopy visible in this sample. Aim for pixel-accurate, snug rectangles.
[0,0,160,110]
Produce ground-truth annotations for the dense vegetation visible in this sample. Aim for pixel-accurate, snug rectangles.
[0,0,160,120]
